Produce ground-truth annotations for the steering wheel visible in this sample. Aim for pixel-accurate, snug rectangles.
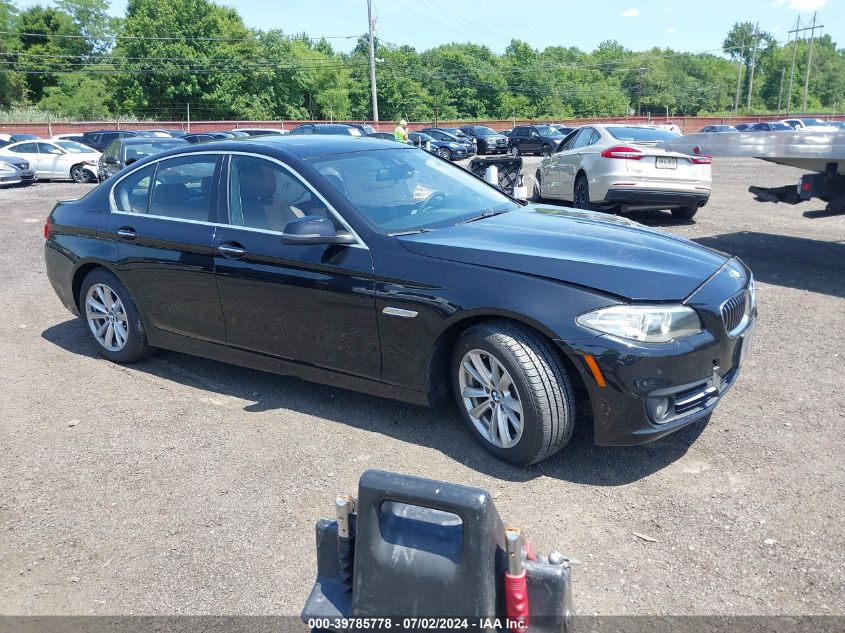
[417,191,447,214]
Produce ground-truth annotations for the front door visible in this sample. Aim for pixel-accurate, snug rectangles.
[213,154,380,380]
[107,153,226,343]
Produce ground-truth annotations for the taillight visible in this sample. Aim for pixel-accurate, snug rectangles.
[44,219,51,239]
[600,145,643,160]
[691,155,712,165]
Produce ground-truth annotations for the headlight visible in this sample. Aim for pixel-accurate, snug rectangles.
[83,159,98,165]
[576,305,702,343]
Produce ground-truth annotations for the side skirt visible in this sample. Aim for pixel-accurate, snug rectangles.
[147,327,432,407]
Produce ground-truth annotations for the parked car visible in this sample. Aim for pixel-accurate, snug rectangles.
[459,125,509,155]
[734,123,754,132]
[182,132,235,144]
[408,131,469,161]
[0,156,37,186]
[232,128,289,136]
[0,139,100,182]
[80,130,140,152]
[366,132,399,141]
[0,133,40,148]
[830,121,845,130]
[98,137,189,181]
[44,135,756,465]
[780,118,838,132]
[142,129,187,138]
[420,128,476,155]
[748,122,792,132]
[508,124,568,157]
[549,124,575,136]
[499,129,512,137]
[700,125,737,133]
[51,133,86,143]
[534,124,711,219]
[353,124,376,135]
[290,123,363,136]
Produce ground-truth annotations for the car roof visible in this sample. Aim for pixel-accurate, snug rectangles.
[140,135,409,160]
[120,137,189,145]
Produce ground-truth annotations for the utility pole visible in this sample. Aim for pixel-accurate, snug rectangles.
[734,45,744,115]
[636,68,645,116]
[802,11,822,114]
[367,0,379,123]
[747,23,760,110]
[187,102,191,133]
[786,16,801,114]
[776,68,785,115]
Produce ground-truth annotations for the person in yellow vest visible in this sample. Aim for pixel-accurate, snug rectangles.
[393,119,409,143]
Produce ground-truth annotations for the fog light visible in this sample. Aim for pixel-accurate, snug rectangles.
[648,396,671,423]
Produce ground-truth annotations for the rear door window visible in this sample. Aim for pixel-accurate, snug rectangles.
[148,155,219,221]
[11,143,38,154]
[113,164,155,214]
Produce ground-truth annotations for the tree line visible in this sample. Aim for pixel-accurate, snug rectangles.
[1,0,843,122]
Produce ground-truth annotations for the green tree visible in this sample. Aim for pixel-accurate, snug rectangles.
[0,0,26,108]
[37,73,111,118]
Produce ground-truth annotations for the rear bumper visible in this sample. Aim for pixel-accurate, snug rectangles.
[604,188,710,209]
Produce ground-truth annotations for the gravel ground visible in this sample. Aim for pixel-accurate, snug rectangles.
[0,158,843,617]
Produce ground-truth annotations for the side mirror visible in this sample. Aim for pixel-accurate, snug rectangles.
[124,157,137,165]
[281,215,356,246]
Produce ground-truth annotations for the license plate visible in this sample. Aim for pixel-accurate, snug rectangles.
[656,157,677,169]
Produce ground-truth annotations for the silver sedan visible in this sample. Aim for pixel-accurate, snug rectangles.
[534,124,712,219]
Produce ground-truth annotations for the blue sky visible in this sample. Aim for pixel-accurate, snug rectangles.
[18,0,843,55]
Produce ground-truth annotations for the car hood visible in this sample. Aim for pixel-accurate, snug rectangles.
[0,155,30,168]
[397,205,729,301]
[480,135,507,142]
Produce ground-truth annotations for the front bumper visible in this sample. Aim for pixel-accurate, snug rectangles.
[604,188,710,209]
[0,169,36,185]
[559,259,756,445]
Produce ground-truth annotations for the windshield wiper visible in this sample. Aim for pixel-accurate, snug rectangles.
[456,208,511,225]
[388,228,433,237]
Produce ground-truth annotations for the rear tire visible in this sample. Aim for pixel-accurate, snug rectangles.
[79,268,152,364]
[573,174,595,210]
[451,320,575,465]
[672,206,699,220]
[541,144,553,157]
[510,146,520,157]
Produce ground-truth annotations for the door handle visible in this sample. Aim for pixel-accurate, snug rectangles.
[116,227,136,240]
[217,242,246,258]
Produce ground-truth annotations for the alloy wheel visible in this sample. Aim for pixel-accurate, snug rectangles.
[438,147,451,160]
[511,146,519,156]
[71,165,86,183]
[85,283,129,352]
[542,145,552,157]
[574,179,588,208]
[458,349,524,449]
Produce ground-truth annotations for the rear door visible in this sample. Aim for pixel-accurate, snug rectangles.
[213,153,380,379]
[107,153,226,342]
[6,143,44,176]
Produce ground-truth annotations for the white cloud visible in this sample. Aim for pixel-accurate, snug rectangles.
[621,8,639,17]
[772,25,781,32]
[772,0,826,9]
[666,27,676,33]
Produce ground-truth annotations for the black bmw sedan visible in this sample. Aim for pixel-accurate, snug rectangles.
[44,136,756,465]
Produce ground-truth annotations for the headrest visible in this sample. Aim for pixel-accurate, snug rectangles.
[152,182,189,205]
[239,164,276,199]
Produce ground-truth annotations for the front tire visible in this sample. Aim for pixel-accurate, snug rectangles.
[451,320,575,465]
[437,147,452,160]
[541,144,553,157]
[671,206,699,220]
[510,145,520,157]
[70,164,88,183]
[79,268,151,363]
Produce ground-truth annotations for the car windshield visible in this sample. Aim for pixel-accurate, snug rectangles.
[309,148,518,234]
[474,127,498,136]
[607,127,680,142]
[535,125,559,137]
[56,141,93,153]
[123,141,187,160]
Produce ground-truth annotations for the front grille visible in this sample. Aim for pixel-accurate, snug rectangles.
[721,290,747,335]
[673,382,718,415]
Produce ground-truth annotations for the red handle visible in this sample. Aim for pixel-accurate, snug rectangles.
[505,570,529,631]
